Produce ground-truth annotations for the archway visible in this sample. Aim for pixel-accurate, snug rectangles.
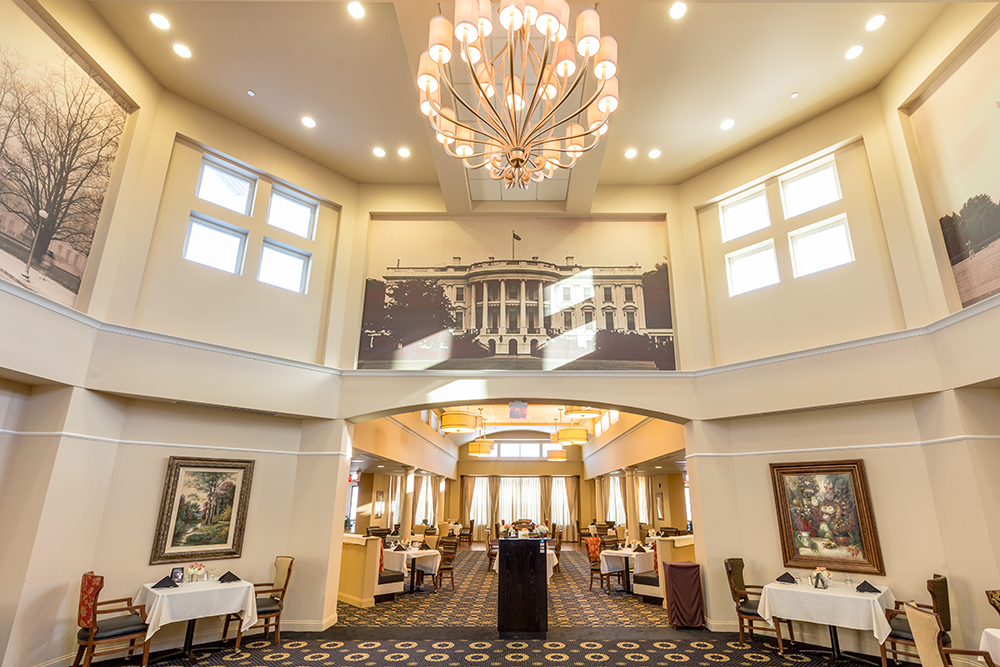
[488,339,496,355]
[508,339,518,356]
[530,339,538,355]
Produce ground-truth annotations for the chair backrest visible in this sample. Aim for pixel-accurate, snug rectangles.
[615,525,626,541]
[904,601,947,667]
[273,556,294,601]
[424,527,437,535]
[606,520,616,528]
[662,527,680,536]
[601,536,618,552]
[78,572,105,629]
[585,536,603,563]
[424,535,440,550]
[987,590,1000,617]
[927,575,950,632]
[724,558,747,603]
[437,522,450,536]
[439,536,459,562]
[469,519,475,530]
[413,524,426,535]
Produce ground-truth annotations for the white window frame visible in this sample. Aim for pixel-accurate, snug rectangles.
[725,238,780,296]
[257,238,311,293]
[720,187,770,243]
[788,214,855,278]
[182,215,248,275]
[196,157,256,216]
[779,155,842,219]
[266,187,318,240]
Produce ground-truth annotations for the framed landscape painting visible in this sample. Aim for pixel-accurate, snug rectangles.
[149,456,254,564]
[769,459,885,575]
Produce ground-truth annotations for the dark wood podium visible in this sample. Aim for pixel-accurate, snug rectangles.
[497,538,547,638]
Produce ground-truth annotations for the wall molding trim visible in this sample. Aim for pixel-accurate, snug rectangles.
[686,433,1000,459]
[385,415,459,461]
[0,428,351,457]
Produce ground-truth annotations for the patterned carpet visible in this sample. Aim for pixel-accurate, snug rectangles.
[334,550,671,628]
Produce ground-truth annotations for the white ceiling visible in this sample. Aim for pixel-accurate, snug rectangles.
[88,0,947,213]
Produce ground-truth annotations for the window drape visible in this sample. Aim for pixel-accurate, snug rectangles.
[551,477,572,539]
[540,476,553,526]
[563,475,579,541]
[636,476,650,524]
[488,475,501,535]
[497,477,541,524]
[470,477,490,541]
[462,475,475,524]
[607,476,626,524]
[412,474,425,524]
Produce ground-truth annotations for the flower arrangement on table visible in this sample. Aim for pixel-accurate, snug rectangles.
[813,567,833,587]
[535,524,549,536]
[186,562,206,581]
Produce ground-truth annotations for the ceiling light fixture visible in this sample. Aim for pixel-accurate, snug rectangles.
[246,90,256,97]
[649,149,661,158]
[373,147,386,157]
[441,411,480,433]
[669,2,687,19]
[468,408,495,457]
[417,0,619,190]
[150,13,170,29]
[398,147,411,157]
[547,448,567,461]
[556,407,589,445]
[866,15,886,31]
[301,116,317,128]
[173,44,191,58]
[348,2,365,19]
[790,92,799,99]
[624,148,637,159]
[564,406,600,419]
[845,45,864,60]
[720,118,735,130]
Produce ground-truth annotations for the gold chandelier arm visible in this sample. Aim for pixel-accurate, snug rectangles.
[432,71,512,147]
[458,40,516,147]
[517,35,554,147]
[522,60,602,147]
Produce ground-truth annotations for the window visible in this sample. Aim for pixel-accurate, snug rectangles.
[721,190,769,242]
[595,420,603,436]
[563,311,573,329]
[584,310,594,330]
[583,286,593,299]
[624,286,633,302]
[456,286,465,302]
[497,477,541,524]
[789,215,854,277]
[499,442,521,458]
[562,286,572,301]
[455,311,464,329]
[267,189,316,238]
[605,311,614,330]
[183,217,248,274]
[600,412,610,432]
[469,477,491,539]
[498,442,543,458]
[606,476,626,524]
[551,478,572,530]
[610,410,619,424]
[781,159,841,219]
[726,239,779,296]
[636,476,650,524]
[197,159,255,215]
[258,240,310,292]
[626,311,636,331]
[603,286,613,302]
[508,283,519,300]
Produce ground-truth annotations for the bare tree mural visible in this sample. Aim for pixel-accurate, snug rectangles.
[0,42,127,306]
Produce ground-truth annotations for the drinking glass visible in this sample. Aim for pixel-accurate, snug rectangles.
[845,574,853,588]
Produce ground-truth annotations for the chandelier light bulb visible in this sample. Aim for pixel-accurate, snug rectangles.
[535,0,563,38]
[460,43,482,64]
[478,0,494,36]
[597,77,619,114]
[524,0,540,27]
[428,15,453,64]
[566,123,585,158]
[454,0,480,43]
[421,87,440,117]
[557,4,570,42]
[576,9,601,57]
[476,63,496,98]
[555,39,577,77]
[499,0,525,31]
[417,51,440,94]
[588,105,609,136]
[594,36,618,80]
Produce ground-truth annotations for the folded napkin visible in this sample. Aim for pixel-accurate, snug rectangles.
[634,545,645,553]
[776,572,796,584]
[152,576,177,589]
[219,571,241,583]
[393,543,406,552]
[419,542,430,550]
[856,580,880,594]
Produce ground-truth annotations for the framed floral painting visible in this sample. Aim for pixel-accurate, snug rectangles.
[769,460,884,575]
[149,456,254,564]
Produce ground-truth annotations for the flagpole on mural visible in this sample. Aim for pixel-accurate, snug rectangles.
[512,230,521,260]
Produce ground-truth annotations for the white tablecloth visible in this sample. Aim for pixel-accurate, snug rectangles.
[491,550,558,580]
[382,548,442,575]
[599,549,654,574]
[980,628,1000,663]
[448,524,462,536]
[759,581,896,643]
[135,579,257,640]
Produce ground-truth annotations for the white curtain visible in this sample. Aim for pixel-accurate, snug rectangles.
[607,476,626,524]
[552,477,572,538]
[470,477,490,541]
[389,475,402,529]
[413,475,429,524]
[636,476,650,524]
[497,477,541,524]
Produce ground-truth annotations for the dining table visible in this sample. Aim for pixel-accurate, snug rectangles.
[759,579,895,665]
[491,548,558,580]
[599,548,654,594]
[980,628,1000,664]
[134,578,257,664]
[382,547,442,593]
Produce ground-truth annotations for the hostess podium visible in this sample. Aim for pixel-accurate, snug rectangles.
[497,538,547,638]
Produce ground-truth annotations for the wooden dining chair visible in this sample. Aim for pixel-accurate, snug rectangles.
[987,590,1000,618]
[904,601,996,667]
[72,572,151,667]
[223,556,294,649]
[487,539,500,569]
[435,537,460,590]
[881,575,951,667]
[724,558,793,653]
[458,520,474,546]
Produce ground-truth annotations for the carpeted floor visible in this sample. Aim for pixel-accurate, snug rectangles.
[334,550,671,628]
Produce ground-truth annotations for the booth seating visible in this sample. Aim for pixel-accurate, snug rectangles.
[337,535,404,608]
[631,536,696,606]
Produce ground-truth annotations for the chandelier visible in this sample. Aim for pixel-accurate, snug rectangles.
[417,0,619,189]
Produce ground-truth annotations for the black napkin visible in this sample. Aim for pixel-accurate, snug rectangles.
[776,572,796,584]
[152,576,177,589]
[419,542,430,550]
[394,543,406,551]
[856,580,879,594]
[634,545,645,553]
[219,571,241,583]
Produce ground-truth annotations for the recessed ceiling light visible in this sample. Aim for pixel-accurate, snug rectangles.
[866,15,886,31]
[373,147,386,157]
[790,92,799,99]
[173,44,191,58]
[301,116,317,128]
[246,90,256,97]
[669,2,687,19]
[655,466,663,469]
[845,45,864,60]
[649,149,661,159]
[150,13,169,29]
[720,118,735,130]
[398,147,411,157]
[624,148,637,159]
[377,465,384,468]
[348,2,365,19]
